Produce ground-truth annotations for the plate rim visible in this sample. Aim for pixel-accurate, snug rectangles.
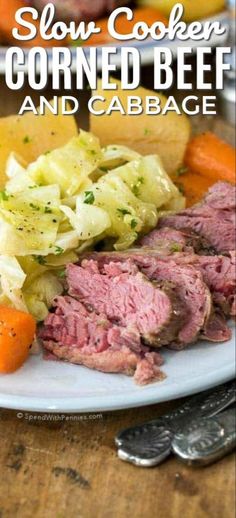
[0,362,234,413]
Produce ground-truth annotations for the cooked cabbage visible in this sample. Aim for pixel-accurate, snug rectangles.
[0,256,27,311]
[110,155,180,207]
[100,145,141,170]
[0,185,61,255]
[61,200,111,241]
[27,131,102,197]
[5,153,36,194]
[24,272,63,321]
[0,130,185,319]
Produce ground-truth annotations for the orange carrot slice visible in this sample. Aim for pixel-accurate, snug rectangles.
[175,171,214,207]
[185,132,236,185]
[0,306,36,373]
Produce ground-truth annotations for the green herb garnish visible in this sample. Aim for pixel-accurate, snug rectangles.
[130,219,138,229]
[132,176,144,197]
[144,128,152,136]
[55,246,64,256]
[117,208,131,216]
[84,191,95,205]
[34,256,47,265]
[29,203,40,211]
[138,176,144,184]
[44,206,52,214]
[132,185,139,196]
[57,270,66,278]
[0,190,9,201]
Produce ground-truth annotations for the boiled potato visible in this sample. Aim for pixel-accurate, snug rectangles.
[0,100,78,189]
[137,0,225,22]
[90,81,191,177]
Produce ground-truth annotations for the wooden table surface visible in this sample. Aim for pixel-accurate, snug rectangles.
[0,68,235,518]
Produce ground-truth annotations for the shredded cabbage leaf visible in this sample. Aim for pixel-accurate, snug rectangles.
[0,185,61,255]
[27,131,102,197]
[24,272,63,321]
[0,256,27,311]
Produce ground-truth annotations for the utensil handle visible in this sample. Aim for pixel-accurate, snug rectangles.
[172,407,236,466]
[115,380,235,468]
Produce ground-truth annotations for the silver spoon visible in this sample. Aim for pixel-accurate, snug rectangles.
[172,406,236,466]
[116,380,236,467]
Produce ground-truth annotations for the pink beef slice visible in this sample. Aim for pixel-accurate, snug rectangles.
[39,295,165,385]
[139,227,217,255]
[159,182,236,253]
[66,260,185,348]
[87,252,213,349]
[201,312,232,342]
[139,228,188,252]
[172,251,236,317]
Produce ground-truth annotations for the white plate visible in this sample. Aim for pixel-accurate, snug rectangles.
[0,323,234,413]
[0,12,228,74]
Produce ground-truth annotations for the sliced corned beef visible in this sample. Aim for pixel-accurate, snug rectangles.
[88,251,213,348]
[139,227,188,253]
[39,295,165,385]
[66,260,185,347]
[159,182,236,253]
[139,227,217,255]
[201,312,232,342]
[171,251,236,317]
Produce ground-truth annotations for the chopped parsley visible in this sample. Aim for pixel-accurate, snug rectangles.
[132,176,145,197]
[44,206,52,214]
[57,270,66,278]
[130,219,138,229]
[117,208,131,216]
[132,185,139,196]
[144,128,152,136]
[137,176,144,184]
[34,256,47,265]
[84,191,95,205]
[0,190,9,201]
[55,246,64,256]
[29,203,40,211]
